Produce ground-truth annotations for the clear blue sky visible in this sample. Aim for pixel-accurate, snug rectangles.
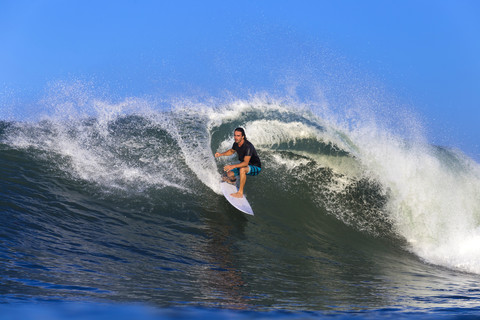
[1,0,479,159]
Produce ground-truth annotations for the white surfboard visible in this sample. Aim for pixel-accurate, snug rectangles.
[220,181,254,215]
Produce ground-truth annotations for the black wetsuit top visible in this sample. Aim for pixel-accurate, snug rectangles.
[232,140,261,168]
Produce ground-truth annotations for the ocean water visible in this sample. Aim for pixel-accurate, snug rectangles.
[1,96,480,319]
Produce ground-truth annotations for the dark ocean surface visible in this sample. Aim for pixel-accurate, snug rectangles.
[1,100,480,319]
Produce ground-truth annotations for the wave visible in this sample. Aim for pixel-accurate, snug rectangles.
[1,95,480,277]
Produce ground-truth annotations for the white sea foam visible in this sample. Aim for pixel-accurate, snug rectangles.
[6,89,480,274]
[216,97,480,275]
[346,115,480,274]
[7,98,189,193]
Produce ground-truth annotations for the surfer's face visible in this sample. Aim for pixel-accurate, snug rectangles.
[234,131,244,144]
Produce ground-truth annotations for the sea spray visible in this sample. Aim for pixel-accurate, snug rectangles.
[211,98,480,274]
[4,99,190,192]
[345,113,480,274]
[3,93,480,275]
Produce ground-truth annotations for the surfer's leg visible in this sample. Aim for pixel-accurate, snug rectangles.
[223,170,237,184]
[231,167,248,198]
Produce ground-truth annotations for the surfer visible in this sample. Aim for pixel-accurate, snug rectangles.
[215,127,261,198]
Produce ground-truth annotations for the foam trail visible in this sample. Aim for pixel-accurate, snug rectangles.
[164,102,223,194]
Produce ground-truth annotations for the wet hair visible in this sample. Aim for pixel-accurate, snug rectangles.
[234,127,247,141]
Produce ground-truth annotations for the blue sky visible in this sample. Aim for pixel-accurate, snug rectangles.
[1,0,479,159]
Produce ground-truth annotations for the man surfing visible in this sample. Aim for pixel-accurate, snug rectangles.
[215,127,261,198]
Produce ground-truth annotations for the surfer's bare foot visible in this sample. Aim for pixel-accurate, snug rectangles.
[230,192,243,198]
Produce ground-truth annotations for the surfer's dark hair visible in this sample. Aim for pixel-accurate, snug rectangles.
[234,127,247,141]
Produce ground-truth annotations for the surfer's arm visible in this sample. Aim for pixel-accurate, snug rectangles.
[224,156,251,172]
[215,149,235,158]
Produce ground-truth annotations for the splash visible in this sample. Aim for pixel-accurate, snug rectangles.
[345,113,480,274]
[3,90,480,275]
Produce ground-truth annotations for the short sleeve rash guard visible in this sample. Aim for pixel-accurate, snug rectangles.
[232,140,261,168]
